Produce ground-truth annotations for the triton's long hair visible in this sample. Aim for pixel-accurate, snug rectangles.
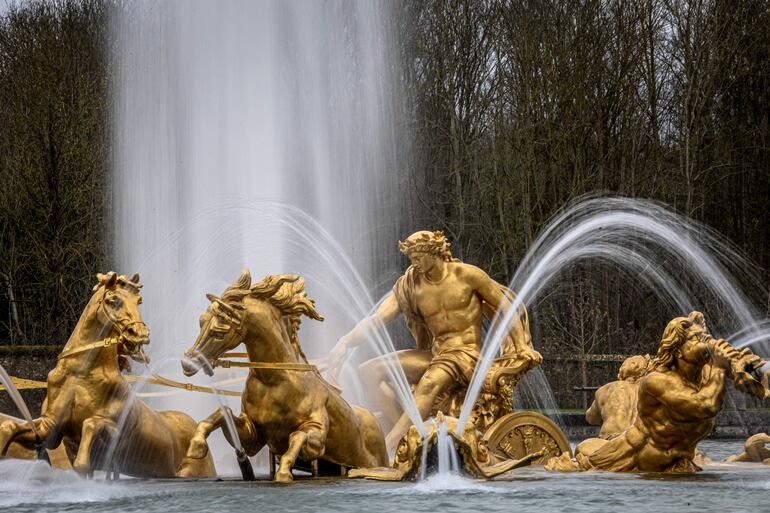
[652,311,706,370]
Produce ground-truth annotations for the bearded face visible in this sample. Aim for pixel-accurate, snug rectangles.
[678,326,711,366]
[654,311,710,370]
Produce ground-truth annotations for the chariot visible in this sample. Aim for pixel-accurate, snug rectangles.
[358,346,573,481]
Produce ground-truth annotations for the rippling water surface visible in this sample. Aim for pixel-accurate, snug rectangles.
[2,441,768,513]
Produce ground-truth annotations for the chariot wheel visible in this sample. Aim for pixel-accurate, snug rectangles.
[482,411,571,465]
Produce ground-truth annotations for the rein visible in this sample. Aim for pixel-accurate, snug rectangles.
[211,354,339,393]
[131,373,242,397]
[57,337,120,360]
[1,372,243,398]
[97,286,146,341]
[58,286,147,361]
[212,357,317,372]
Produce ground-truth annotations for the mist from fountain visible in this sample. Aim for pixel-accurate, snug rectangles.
[730,320,770,350]
[457,197,768,432]
[111,0,422,466]
[0,459,146,509]
[436,419,460,476]
[0,365,38,439]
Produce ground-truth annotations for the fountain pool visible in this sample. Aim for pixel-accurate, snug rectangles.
[2,441,769,513]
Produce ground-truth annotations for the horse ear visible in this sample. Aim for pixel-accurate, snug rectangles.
[95,272,117,290]
[206,293,218,303]
[236,268,251,289]
[130,273,140,284]
[105,272,118,288]
[94,273,106,291]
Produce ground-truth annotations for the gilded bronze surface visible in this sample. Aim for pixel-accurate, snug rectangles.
[546,311,768,473]
[0,273,216,478]
[182,270,388,482]
[327,230,541,448]
[0,413,71,468]
[483,411,571,465]
[725,433,770,463]
[349,412,543,481]
[585,354,651,438]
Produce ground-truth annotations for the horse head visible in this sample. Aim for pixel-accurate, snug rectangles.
[92,271,150,363]
[182,269,250,377]
[182,269,324,377]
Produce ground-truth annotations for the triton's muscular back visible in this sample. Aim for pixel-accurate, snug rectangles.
[637,364,726,451]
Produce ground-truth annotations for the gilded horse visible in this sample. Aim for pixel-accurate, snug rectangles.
[0,272,215,478]
[182,270,388,482]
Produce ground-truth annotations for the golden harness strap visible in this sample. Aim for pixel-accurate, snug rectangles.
[124,374,242,397]
[0,373,242,397]
[57,337,121,360]
[212,359,317,372]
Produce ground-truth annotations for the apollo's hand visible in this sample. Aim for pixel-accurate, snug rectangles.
[324,334,355,380]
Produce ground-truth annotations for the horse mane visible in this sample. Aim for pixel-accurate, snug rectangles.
[251,275,324,322]
[220,271,324,362]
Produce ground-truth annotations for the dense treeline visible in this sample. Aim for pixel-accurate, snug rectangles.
[1,0,768,408]
[0,0,109,345]
[393,0,770,405]
[400,0,770,272]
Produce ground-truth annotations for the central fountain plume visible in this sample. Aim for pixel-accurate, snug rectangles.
[111,0,410,471]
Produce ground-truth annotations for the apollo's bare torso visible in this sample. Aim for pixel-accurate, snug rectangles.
[410,262,484,351]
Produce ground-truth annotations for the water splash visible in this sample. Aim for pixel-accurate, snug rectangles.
[111,0,411,467]
[0,365,38,437]
[436,418,460,476]
[418,428,431,482]
[0,460,147,509]
[730,321,770,350]
[458,197,767,432]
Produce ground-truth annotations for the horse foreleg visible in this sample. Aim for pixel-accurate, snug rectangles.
[72,417,118,475]
[0,417,54,457]
[0,419,29,455]
[223,411,264,457]
[186,408,226,459]
[275,431,308,483]
[187,407,264,459]
[276,422,326,483]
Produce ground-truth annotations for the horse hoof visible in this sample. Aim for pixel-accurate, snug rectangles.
[73,461,90,475]
[0,421,15,452]
[187,437,209,459]
[275,470,293,483]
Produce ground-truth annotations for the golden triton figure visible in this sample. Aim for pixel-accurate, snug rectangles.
[725,433,770,463]
[327,230,541,449]
[547,311,769,473]
[585,354,651,439]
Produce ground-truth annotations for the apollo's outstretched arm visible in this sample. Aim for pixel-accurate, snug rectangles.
[325,292,401,376]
